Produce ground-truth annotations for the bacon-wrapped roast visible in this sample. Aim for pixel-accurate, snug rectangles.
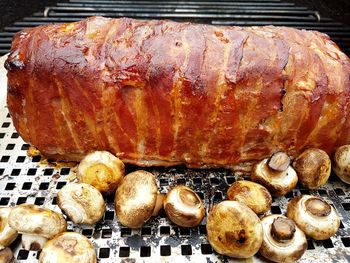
[5,16,350,168]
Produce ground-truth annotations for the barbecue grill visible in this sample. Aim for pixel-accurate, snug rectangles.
[0,0,350,262]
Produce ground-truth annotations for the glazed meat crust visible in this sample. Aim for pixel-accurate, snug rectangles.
[5,16,350,168]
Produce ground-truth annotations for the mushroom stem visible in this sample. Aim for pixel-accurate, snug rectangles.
[305,198,331,217]
[152,194,165,217]
[21,234,48,251]
[271,217,296,242]
[268,152,290,172]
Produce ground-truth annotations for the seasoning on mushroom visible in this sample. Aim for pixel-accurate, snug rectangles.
[115,170,158,228]
[287,195,340,240]
[57,183,106,225]
[206,200,263,258]
[259,214,307,263]
[77,151,125,195]
[227,180,272,215]
[333,145,350,184]
[293,148,331,189]
[0,208,18,247]
[163,185,205,227]
[251,152,298,197]
[8,204,67,250]
[0,247,13,263]
[39,232,96,263]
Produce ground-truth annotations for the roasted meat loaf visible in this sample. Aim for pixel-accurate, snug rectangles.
[5,16,350,168]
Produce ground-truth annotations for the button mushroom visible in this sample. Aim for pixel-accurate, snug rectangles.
[0,208,18,247]
[287,195,340,240]
[57,183,106,225]
[259,214,307,263]
[227,180,272,214]
[77,151,125,195]
[251,152,298,197]
[333,145,350,184]
[0,247,13,263]
[293,148,331,189]
[39,232,96,263]
[206,200,263,258]
[8,204,67,250]
[163,185,205,227]
[115,170,158,228]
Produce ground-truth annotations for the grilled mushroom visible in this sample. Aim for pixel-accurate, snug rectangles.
[0,247,13,263]
[8,204,67,250]
[227,180,272,214]
[39,232,96,263]
[0,208,18,247]
[251,152,298,197]
[164,185,205,227]
[77,151,125,195]
[57,183,106,225]
[293,148,331,189]
[115,170,158,228]
[206,201,263,258]
[333,145,350,184]
[287,195,340,240]
[259,214,307,263]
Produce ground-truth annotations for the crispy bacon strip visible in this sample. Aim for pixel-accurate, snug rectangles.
[6,17,350,167]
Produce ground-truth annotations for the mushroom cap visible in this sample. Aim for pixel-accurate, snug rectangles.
[287,195,340,240]
[152,194,166,217]
[77,151,125,195]
[333,145,350,184]
[39,232,96,263]
[293,148,331,189]
[164,185,205,227]
[259,214,307,263]
[115,170,158,228]
[206,200,263,258]
[251,158,298,197]
[58,183,106,225]
[0,207,18,247]
[0,247,13,263]
[227,180,272,214]
[8,204,67,239]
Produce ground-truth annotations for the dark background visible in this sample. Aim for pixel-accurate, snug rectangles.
[0,0,349,30]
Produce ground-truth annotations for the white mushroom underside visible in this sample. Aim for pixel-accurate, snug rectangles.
[259,159,297,187]
[166,189,201,217]
[262,215,306,253]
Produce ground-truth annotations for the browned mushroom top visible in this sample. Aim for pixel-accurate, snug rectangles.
[293,148,331,189]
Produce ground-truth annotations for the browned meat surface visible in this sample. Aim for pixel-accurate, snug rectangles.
[5,16,350,168]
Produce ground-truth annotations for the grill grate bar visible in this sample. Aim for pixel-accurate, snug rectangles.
[44,12,318,21]
[43,6,319,16]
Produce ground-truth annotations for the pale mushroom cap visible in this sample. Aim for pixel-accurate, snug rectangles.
[259,214,307,263]
[115,170,158,228]
[252,158,298,197]
[58,183,106,225]
[0,207,18,247]
[0,247,13,263]
[8,204,67,239]
[206,200,263,258]
[227,181,272,214]
[293,148,331,189]
[77,151,125,195]
[164,185,205,227]
[39,232,96,263]
[287,195,340,240]
[333,145,350,184]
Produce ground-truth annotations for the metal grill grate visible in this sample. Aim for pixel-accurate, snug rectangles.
[0,0,350,56]
[0,1,350,262]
